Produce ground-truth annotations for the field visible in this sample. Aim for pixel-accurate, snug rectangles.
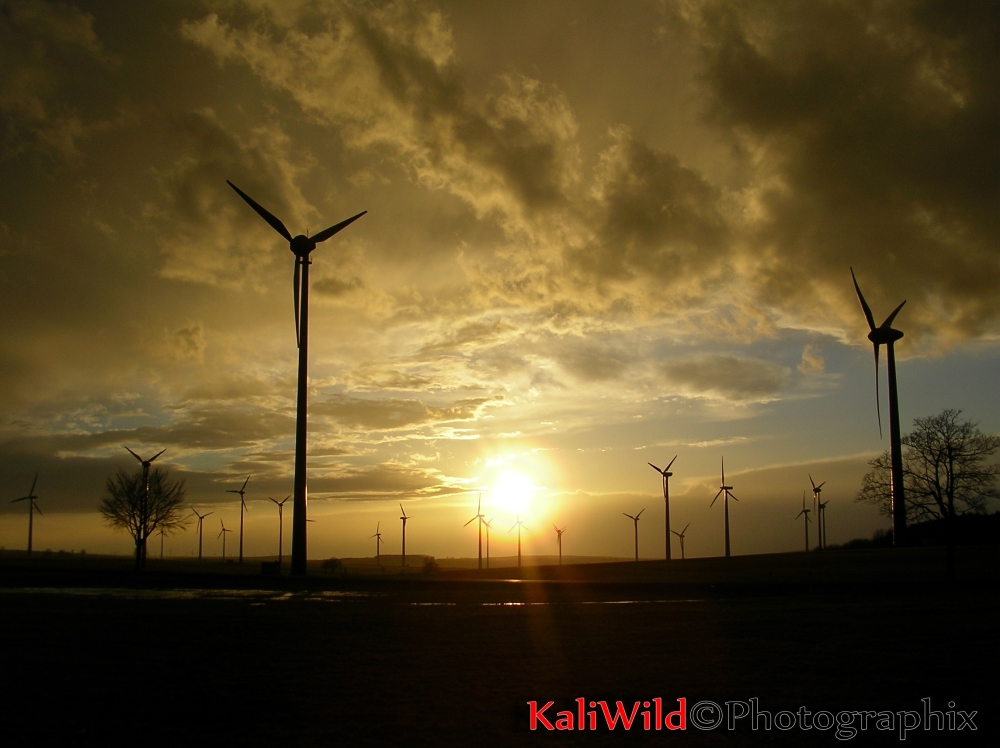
[1,547,996,747]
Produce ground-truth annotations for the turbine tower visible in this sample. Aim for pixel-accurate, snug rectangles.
[463,493,485,569]
[483,517,493,569]
[218,519,233,560]
[648,456,677,560]
[399,504,410,569]
[228,180,366,576]
[671,522,690,560]
[191,508,213,560]
[553,525,565,565]
[796,491,812,553]
[509,515,527,568]
[269,495,290,568]
[809,475,826,550]
[623,509,644,562]
[851,267,907,545]
[124,446,166,568]
[711,458,739,558]
[10,474,41,555]
[226,475,250,564]
[369,522,384,565]
[818,498,830,549]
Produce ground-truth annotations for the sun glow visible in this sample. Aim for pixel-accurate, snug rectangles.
[489,470,536,515]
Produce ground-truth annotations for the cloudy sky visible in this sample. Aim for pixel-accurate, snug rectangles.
[1,0,997,561]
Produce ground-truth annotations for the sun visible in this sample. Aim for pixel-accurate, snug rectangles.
[489,470,535,515]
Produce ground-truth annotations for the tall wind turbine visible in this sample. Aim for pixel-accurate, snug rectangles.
[226,476,250,564]
[671,522,690,560]
[269,495,289,567]
[399,504,410,568]
[218,519,233,560]
[509,515,527,568]
[711,458,739,558]
[851,267,907,545]
[124,446,166,567]
[483,517,493,569]
[463,493,485,569]
[369,522,384,565]
[623,509,644,562]
[648,456,677,560]
[10,474,41,555]
[818,497,830,549]
[228,180,366,576]
[192,508,213,560]
[809,475,826,550]
[553,525,565,565]
[796,491,812,553]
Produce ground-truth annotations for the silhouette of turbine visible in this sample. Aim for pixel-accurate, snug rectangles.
[463,493,485,569]
[10,473,41,555]
[818,497,830,549]
[483,517,494,569]
[124,446,166,567]
[851,267,907,545]
[809,475,826,550]
[269,495,290,568]
[226,475,250,564]
[649,456,677,560]
[711,458,739,558]
[509,515,527,568]
[218,519,234,560]
[369,521,384,565]
[623,509,644,562]
[671,522,690,560]
[399,504,410,569]
[192,508,213,560]
[157,527,166,560]
[553,525,565,565]
[796,491,812,553]
[228,180,365,576]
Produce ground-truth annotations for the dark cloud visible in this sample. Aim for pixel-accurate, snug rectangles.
[309,461,457,501]
[661,354,788,401]
[313,394,492,430]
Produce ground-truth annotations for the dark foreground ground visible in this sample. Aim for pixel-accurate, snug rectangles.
[1,549,996,747]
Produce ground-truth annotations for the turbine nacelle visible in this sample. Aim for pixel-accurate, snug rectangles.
[290,234,316,257]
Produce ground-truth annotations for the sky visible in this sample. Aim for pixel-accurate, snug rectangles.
[1,0,998,562]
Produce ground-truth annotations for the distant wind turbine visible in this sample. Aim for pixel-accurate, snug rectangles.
[509,515,527,568]
[218,519,233,560]
[399,504,410,568]
[191,508,213,560]
[711,458,739,558]
[671,522,690,560]
[809,475,826,550]
[226,475,250,564]
[124,446,166,567]
[648,456,677,560]
[851,267,907,545]
[369,521,384,565]
[463,493,486,569]
[228,180,366,576]
[623,509,644,562]
[483,517,493,569]
[796,491,812,553]
[269,496,289,568]
[10,473,41,555]
[157,527,166,560]
[553,525,565,565]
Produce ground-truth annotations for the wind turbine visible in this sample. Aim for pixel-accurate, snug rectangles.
[399,504,410,568]
[369,521,384,565]
[623,509,644,562]
[671,522,690,560]
[228,180,366,576]
[10,474,41,555]
[483,517,493,569]
[711,458,739,558]
[796,491,812,553]
[218,519,233,560]
[463,493,485,569]
[509,515,527,568]
[809,475,826,550]
[226,475,250,564]
[192,508,213,560]
[851,267,907,545]
[157,527,166,560]
[124,446,166,567]
[648,456,677,560]
[818,498,830,549]
[553,525,565,565]
[269,495,289,567]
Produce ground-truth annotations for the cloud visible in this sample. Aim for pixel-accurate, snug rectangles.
[313,393,494,431]
[661,354,788,401]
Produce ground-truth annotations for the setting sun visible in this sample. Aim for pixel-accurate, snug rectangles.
[488,470,536,515]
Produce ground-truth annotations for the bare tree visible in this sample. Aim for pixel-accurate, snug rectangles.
[100,467,188,569]
[857,410,1000,524]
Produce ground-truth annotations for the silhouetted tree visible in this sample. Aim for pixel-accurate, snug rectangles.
[99,467,188,570]
[857,410,1000,522]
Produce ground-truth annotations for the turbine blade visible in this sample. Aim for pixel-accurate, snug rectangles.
[309,211,367,244]
[721,456,725,484]
[149,449,166,463]
[636,508,645,519]
[881,300,906,329]
[648,462,662,474]
[293,257,302,348]
[11,496,29,503]
[682,523,690,534]
[29,472,38,496]
[34,502,42,515]
[242,476,250,491]
[124,446,142,463]
[797,510,805,519]
[817,482,826,490]
[665,455,677,471]
[227,180,292,242]
[809,474,816,490]
[851,267,877,332]
[463,516,477,527]
[711,489,723,506]
[730,492,739,502]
